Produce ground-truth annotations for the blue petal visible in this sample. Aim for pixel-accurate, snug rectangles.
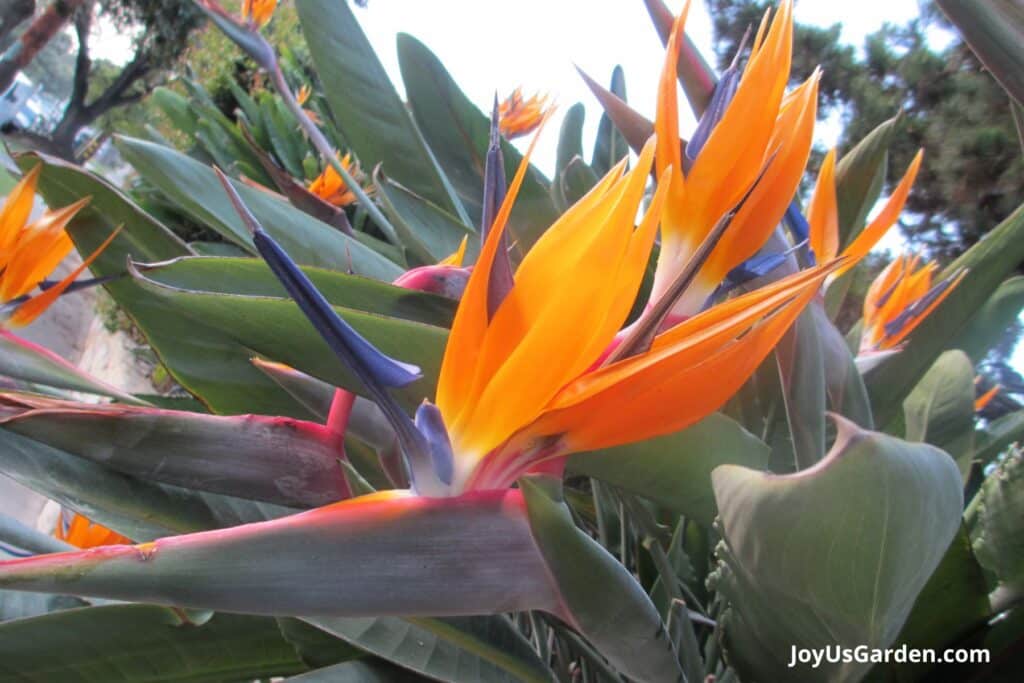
[251,229,422,389]
[685,65,741,164]
[414,401,455,486]
[783,203,815,266]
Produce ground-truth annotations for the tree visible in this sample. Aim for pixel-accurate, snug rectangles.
[3,0,205,160]
[707,0,1024,261]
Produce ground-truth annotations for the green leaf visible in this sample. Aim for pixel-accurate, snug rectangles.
[551,104,588,212]
[304,615,553,683]
[557,158,600,210]
[18,152,315,417]
[967,450,1024,594]
[137,256,456,328]
[0,511,72,556]
[813,303,874,429]
[0,605,310,682]
[520,476,683,683]
[373,173,477,266]
[555,104,585,183]
[275,618,365,669]
[936,0,1024,106]
[395,33,559,253]
[835,114,899,249]
[1,403,348,509]
[129,266,448,410]
[866,527,991,682]
[775,309,827,469]
[567,413,769,527]
[711,417,964,682]
[865,203,1024,425]
[591,66,629,177]
[948,276,1024,364]
[116,136,402,279]
[151,87,199,139]
[903,350,976,477]
[0,427,293,542]
[296,0,467,221]
[0,491,560,621]
[0,331,143,405]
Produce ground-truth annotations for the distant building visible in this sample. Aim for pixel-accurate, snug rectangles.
[0,73,37,129]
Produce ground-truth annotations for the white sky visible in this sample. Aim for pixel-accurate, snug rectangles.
[88,0,926,171]
[352,0,926,174]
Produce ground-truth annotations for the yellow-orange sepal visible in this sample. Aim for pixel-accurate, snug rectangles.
[7,226,123,328]
[809,147,924,280]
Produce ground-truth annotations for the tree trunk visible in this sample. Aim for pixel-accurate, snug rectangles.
[0,0,85,94]
[0,0,36,47]
[46,49,151,161]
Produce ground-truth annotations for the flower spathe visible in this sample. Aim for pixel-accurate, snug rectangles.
[0,166,115,328]
[650,0,820,317]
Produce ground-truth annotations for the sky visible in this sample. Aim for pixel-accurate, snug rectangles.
[349,0,926,175]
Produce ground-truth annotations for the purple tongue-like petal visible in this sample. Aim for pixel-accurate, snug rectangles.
[482,98,513,319]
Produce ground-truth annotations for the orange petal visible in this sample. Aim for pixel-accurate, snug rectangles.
[55,511,132,548]
[808,147,839,262]
[975,384,1000,412]
[835,149,923,278]
[0,165,41,267]
[697,70,819,295]
[435,114,551,431]
[685,0,793,240]
[0,198,88,302]
[654,0,690,183]
[449,140,660,461]
[533,264,830,451]
[7,225,121,328]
